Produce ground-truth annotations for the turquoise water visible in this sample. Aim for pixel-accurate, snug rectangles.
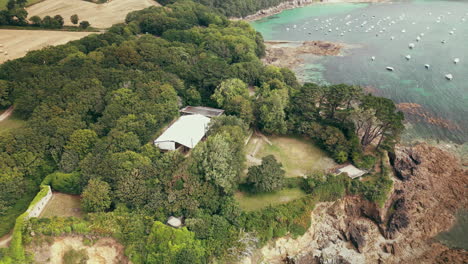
[252,0,468,144]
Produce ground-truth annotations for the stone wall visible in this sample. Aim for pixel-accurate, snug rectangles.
[26,185,52,218]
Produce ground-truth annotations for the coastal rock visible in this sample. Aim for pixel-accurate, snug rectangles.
[240,143,468,264]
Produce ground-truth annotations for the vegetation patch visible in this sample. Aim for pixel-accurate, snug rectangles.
[235,188,307,211]
[248,135,336,177]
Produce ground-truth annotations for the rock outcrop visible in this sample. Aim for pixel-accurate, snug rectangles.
[241,143,468,264]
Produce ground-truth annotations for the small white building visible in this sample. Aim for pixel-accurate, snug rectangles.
[167,216,183,228]
[336,164,367,179]
[154,114,211,151]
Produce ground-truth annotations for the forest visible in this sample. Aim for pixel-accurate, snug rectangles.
[0,1,403,263]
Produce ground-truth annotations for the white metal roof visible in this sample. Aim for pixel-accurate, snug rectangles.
[338,165,367,179]
[154,114,211,149]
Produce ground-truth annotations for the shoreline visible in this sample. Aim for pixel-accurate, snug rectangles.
[234,0,389,22]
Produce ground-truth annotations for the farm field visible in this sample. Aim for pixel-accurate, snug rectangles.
[40,192,83,218]
[235,188,306,211]
[246,135,336,178]
[0,29,93,64]
[0,0,42,9]
[27,0,160,29]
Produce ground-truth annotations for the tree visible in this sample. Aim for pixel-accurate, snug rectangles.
[191,133,240,194]
[350,95,404,150]
[211,78,254,125]
[0,80,11,107]
[247,155,285,193]
[256,88,288,134]
[29,15,41,26]
[81,178,111,212]
[53,15,64,27]
[79,20,90,29]
[146,221,205,264]
[70,14,79,25]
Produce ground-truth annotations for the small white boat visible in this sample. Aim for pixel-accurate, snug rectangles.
[402,29,406,33]
[286,28,290,31]
[405,55,411,60]
[416,36,421,42]
[386,67,394,71]
[424,64,430,69]
[445,74,453,80]
[371,56,376,61]
[441,40,446,44]
[390,36,395,40]
[420,33,425,37]
[449,31,454,35]
[409,43,415,49]
[454,58,460,64]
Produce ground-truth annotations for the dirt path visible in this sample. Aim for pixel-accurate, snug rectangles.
[0,106,13,122]
[0,233,12,248]
[0,30,94,64]
[27,0,160,29]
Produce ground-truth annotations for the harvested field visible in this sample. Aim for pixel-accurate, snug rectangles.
[0,29,93,63]
[27,0,160,29]
[31,236,130,264]
[40,192,83,218]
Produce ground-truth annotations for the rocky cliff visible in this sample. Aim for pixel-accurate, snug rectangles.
[242,143,468,264]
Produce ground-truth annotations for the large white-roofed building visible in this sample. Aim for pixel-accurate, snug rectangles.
[154,114,211,151]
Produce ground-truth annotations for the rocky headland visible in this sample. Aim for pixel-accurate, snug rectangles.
[263,41,348,69]
[237,0,389,22]
[241,143,468,263]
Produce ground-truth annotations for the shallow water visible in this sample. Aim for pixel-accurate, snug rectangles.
[436,210,468,250]
[252,0,468,144]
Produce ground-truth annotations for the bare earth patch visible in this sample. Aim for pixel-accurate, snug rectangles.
[40,192,83,218]
[0,29,93,63]
[31,236,130,264]
[27,0,160,29]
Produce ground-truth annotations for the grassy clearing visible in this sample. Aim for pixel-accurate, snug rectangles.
[247,135,336,178]
[235,188,306,211]
[40,192,83,218]
[0,114,26,135]
[0,190,36,237]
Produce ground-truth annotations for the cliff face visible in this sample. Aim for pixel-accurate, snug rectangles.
[242,143,468,264]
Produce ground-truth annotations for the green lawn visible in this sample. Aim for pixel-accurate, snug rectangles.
[0,115,26,135]
[247,135,336,178]
[235,188,306,211]
[0,0,44,9]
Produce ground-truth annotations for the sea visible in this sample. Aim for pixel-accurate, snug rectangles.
[251,0,468,147]
[251,0,468,250]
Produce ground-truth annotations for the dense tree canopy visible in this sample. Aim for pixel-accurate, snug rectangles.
[0,1,403,263]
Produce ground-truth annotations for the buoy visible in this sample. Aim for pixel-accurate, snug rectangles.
[371,56,376,61]
[386,67,394,71]
[454,58,460,64]
[405,55,411,60]
[445,74,453,80]
[409,43,415,49]
[424,64,430,69]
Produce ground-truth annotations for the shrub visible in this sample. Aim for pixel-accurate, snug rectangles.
[63,248,89,264]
